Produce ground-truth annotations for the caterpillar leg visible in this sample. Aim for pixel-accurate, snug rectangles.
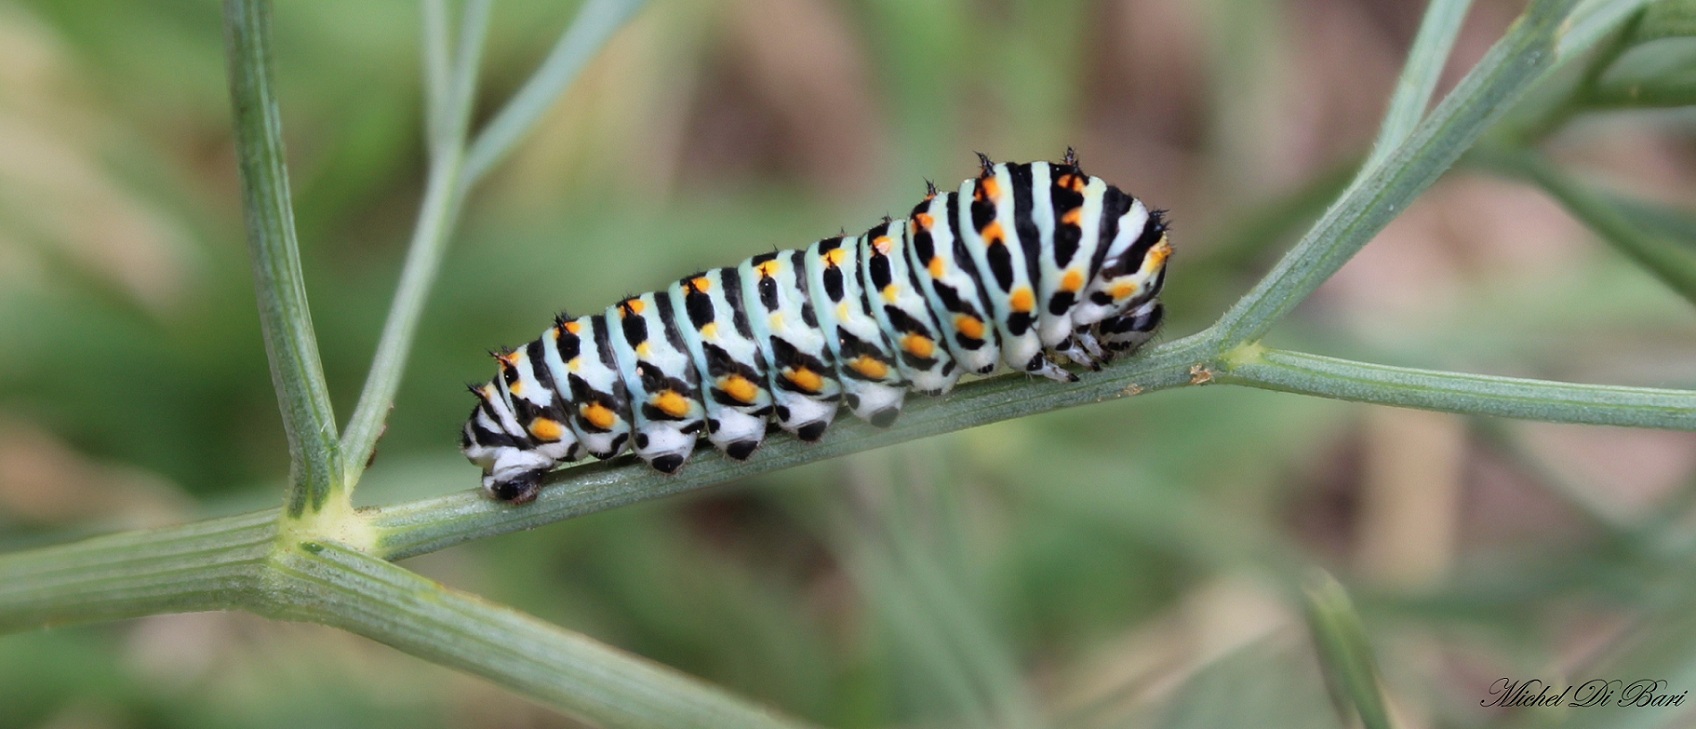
[774,395,837,441]
[843,381,907,428]
[707,407,768,460]
[1024,353,1080,383]
[1098,300,1164,357]
[1056,334,1105,371]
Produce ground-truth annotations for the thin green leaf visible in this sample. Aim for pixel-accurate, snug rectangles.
[1211,0,1588,346]
[222,0,344,517]
[1590,36,1696,109]
[340,0,488,486]
[1560,0,1657,57]
[421,0,451,151]
[1633,0,1696,43]
[462,0,649,187]
[1607,191,1696,246]
[1474,147,1696,307]
[1302,571,1394,729]
[1361,0,1474,173]
[339,0,642,487]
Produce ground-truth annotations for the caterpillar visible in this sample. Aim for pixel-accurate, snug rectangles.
[462,151,1172,503]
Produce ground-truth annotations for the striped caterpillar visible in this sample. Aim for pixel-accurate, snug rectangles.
[463,151,1172,503]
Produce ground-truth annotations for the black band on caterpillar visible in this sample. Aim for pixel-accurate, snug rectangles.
[462,152,1173,503]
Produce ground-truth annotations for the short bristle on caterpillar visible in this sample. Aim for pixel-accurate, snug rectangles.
[461,153,1173,503]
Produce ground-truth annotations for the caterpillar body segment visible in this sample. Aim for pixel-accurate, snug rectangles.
[464,154,1173,503]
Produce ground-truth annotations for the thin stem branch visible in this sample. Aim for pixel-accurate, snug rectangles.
[1217,345,1696,430]
[340,0,489,487]
[444,0,493,151]
[264,541,816,729]
[461,0,649,187]
[1211,0,1586,347]
[222,0,343,517]
[421,0,452,152]
[339,0,643,486]
[1472,146,1696,307]
[339,148,468,487]
[1360,0,1473,173]
[1302,571,1394,729]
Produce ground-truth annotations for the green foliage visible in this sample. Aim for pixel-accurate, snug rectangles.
[1,0,1695,727]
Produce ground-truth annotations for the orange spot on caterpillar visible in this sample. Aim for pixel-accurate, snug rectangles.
[954,315,985,340]
[850,355,889,380]
[718,374,760,404]
[1061,207,1083,226]
[981,221,1004,246]
[581,402,618,430]
[528,417,565,442]
[691,276,712,292]
[1061,270,1085,292]
[881,284,900,303]
[651,390,692,418]
[928,256,945,279]
[1009,287,1035,313]
[563,321,582,334]
[785,367,824,394]
[700,322,719,340]
[1111,281,1140,300]
[978,177,1001,201]
[901,334,935,359]
[824,247,847,266]
[873,236,894,255]
[913,213,934,231]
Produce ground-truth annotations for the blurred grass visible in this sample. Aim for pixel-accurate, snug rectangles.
[2,0,1695,727]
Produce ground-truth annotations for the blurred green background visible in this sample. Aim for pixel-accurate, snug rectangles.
[2,0,1696,727]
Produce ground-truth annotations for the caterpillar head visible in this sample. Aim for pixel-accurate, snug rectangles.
[1072,203,1171,329]
[460,380,553,503]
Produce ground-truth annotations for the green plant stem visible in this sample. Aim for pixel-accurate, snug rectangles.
[1499,3,1648,144]
[223,0,343,517]
[0,514,809,728]
[263,541,813,729]
[1211,0,1583,347]
[1361,0,1473,172]
[339,0,487,488]
[461,0,649,187]
[1302,571,1394,729]
[1473,146,1696,306]
[0,511,276,632]
[1606,192,1696,248]
[1588,76,1696,110]
[421,0,452,150]
[371,333,1217,559]
[339,0,641,487]
[340,148,469,488]
[1217,345,1696,430]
